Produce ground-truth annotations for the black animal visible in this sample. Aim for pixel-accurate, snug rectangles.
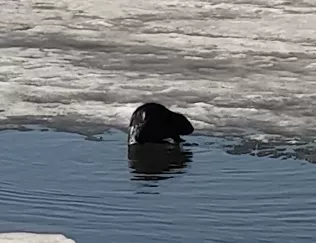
[128,103,194,145]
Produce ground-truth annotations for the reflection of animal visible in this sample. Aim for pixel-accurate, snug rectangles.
[128,143,193,178]
[128,103,194,145]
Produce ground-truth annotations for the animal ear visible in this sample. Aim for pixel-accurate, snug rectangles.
[171,113,194,135]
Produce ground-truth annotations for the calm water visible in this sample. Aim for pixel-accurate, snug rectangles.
[0,129,316,243]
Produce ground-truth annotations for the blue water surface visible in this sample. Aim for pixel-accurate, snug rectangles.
[0,129,315,243]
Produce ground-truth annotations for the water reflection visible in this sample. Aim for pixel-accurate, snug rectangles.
[128,143,193,181]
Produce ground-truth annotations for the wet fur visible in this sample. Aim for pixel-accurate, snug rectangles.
[128,103,194,145]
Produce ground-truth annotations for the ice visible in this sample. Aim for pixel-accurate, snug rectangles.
[0,0,316,140]
[0,233,75,243]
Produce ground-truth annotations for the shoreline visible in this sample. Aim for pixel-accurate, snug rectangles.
[0,123,315,164]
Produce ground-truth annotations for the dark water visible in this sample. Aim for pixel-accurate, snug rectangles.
[0,129,316,243]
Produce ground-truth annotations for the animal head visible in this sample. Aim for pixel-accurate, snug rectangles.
[128,103,194,145]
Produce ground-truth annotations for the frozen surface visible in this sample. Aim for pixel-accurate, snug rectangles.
[0,0,316,141]
[0,233,75,243]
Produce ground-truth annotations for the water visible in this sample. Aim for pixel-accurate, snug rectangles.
[1,129,316,243]
[1,0,316,242]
